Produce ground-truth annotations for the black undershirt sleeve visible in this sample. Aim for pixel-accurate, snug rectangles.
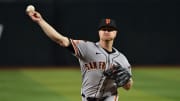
[66,38,75,54]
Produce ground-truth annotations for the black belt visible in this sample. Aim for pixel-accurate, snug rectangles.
[81,91,117,101]
[82,93,107,101]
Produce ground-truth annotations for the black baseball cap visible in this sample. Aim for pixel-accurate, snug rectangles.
[98,18,118,31]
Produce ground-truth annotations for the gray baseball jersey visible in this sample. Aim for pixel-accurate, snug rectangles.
[69,39,132,98]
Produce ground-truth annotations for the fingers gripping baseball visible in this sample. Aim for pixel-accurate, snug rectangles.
[26,5,42,22]
[29,12,42,22]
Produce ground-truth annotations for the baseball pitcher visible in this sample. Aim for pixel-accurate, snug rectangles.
[27,9,133,101]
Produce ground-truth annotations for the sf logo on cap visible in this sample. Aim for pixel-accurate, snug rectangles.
[105,19,111,24]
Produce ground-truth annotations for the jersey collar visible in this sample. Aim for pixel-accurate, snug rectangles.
[95,42,119,55]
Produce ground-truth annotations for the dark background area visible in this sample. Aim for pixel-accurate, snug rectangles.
[0,0,179,67]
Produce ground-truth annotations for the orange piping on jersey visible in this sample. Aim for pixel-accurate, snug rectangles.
[70,39,80,57]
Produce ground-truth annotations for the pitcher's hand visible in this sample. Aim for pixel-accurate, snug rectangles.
[27,11,43,23]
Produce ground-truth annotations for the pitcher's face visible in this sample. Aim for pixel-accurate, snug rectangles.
[98,28,117,41]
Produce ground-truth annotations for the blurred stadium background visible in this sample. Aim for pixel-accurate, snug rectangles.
[0,0,180,101]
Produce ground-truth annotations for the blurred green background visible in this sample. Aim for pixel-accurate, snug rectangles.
[0,67,179,101]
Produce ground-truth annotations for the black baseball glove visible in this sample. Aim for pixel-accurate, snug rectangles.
[103,65,131,87]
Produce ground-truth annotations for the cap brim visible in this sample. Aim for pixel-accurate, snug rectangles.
[98,26,118,31]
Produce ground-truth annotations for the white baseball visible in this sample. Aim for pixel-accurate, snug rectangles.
[26,5,35,12]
